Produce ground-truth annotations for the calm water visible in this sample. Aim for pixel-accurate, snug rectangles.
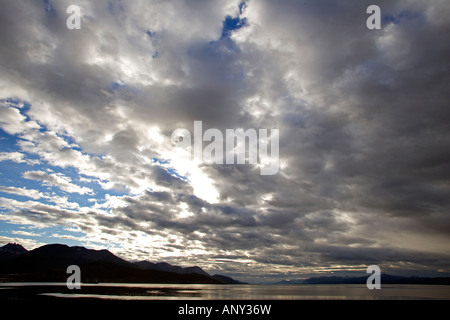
[1,283,450,300]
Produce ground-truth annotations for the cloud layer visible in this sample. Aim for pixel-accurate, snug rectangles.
[0,0,450,281]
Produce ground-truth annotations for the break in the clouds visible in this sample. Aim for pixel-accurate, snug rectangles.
[0,0,450,282]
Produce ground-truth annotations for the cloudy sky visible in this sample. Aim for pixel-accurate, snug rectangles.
[0,0,449,282]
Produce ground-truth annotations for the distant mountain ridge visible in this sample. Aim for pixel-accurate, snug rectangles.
[132,260,245,284]
[0,243,244,284]
[133,260,211,277]
[211,274,247,284]
[274,274,450,285]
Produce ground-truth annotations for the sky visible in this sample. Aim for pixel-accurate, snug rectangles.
[0,0,449,283]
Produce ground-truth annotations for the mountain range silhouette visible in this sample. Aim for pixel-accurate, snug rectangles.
[2,243,449,285]
[0,243,244,284]
[274,275,450,285]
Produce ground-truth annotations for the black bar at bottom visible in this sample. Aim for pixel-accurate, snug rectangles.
[1,299,447,318]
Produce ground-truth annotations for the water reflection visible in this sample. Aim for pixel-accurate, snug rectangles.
[0,283,449,300]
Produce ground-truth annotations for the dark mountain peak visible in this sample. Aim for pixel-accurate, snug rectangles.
[183,266,210,277]
[156,262,173,268]
[30,244,119,260]
[134,260,210,277]
[0,243,28,264]
[32,243,69,253]
[212,274,247,284]
[1,243,27,255]
[185,266,205,273]
[1,243,133,274]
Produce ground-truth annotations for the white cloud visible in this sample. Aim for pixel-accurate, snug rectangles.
[22,170,94,195]
[0,186,43,200]
[11,230,42,237]
[0,185,80,209]
[0,104,40,135]
[0,151,39,165]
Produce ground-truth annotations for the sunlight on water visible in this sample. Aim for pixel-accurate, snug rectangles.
[1,283,449,300]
